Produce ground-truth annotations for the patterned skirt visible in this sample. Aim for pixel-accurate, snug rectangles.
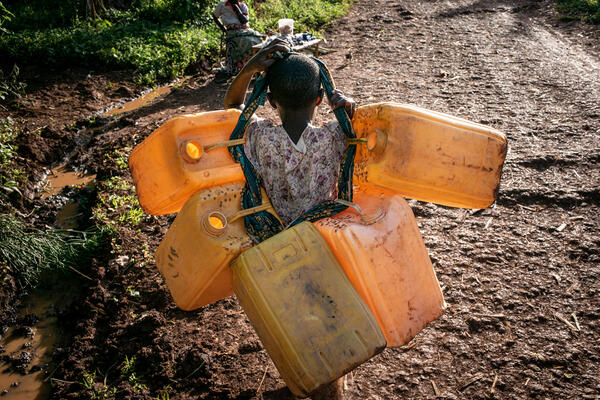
[225,29,264,75]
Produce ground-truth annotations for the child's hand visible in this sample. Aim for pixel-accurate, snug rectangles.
[244,39,291,74]
[329,90,356,119]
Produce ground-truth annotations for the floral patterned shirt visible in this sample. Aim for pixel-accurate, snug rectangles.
[244,117,346,225]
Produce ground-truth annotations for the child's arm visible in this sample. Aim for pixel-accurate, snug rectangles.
[212,2,227,33]
[212,14,226,32]
[224,39,290,109]
[229,0,249,25]
[329,90,356,119]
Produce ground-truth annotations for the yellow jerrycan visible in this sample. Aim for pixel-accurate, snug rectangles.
[314,187,446,347]
[232,222,386,398]
[129,109,244,215]
[155,182,279,311]
[352,103,507,209]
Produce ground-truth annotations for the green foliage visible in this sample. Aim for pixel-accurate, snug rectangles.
[0,64,27,101]
[93,176,145,226]
[2,0,221,84]
[0,214,108,288]
[0,1,14,34]
[2,0,81,31]
[121,356,147,392]
[0,117,18,165]
[252,0,353,33]
[81,371,117,400]
[1,0,354,84]
[0,117,26,193]
[556,0,600,23]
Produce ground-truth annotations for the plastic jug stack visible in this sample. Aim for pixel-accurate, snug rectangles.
[129,109,244,215]
[131,100,508,394]
[352,103,507,209]
[314,187,446,347]
[232,222,386,398]
[155,182,279,311]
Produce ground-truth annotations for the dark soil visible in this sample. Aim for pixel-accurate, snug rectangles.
[1,0,599,399]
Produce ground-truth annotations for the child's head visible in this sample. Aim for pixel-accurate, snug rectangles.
[266,54,322,111]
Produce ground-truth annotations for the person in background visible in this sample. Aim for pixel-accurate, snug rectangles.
[213,0,263,78]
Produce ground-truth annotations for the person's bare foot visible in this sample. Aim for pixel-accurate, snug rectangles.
[311,377,344,400]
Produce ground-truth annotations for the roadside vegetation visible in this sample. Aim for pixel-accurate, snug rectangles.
[0,213,108,289]
[556,0,600,22]
[0,117,25,198]
[0,0,354,293]
[0,0,353,85]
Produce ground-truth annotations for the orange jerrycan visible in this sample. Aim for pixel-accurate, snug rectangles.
[129,109,244,215]
[352,103,507,209]
[232,222,386,398]
[155,182,279,311]
[314,188,446,347]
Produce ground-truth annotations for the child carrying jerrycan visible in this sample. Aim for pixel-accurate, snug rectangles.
[224,39,357,399]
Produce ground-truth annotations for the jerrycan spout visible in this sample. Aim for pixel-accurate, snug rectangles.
[203,211,227,237]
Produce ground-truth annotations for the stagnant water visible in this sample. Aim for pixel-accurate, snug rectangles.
[0,80,180,399]
[0,293,59,399]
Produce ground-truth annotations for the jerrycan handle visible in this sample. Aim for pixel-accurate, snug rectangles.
[346,130,387,156]
[228,203,274,224]
[203,203,283,237]
[335,199,386,225]
[181,138,247,163]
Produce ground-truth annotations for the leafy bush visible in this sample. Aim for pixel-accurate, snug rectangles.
[556,0,600,23]
[0,117,18,165]
[0,117,24,193]
[0,0,353,83]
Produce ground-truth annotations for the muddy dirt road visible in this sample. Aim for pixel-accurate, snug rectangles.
[1,0,599,399]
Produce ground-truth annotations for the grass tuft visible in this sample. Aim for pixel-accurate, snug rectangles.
[0,214,109,288]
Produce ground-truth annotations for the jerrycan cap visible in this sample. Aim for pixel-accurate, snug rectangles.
[367,130,387,156]
[181,140,204,163]
[203,211,228,237]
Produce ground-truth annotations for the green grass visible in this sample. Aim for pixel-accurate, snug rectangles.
[252,0,354,34]
[0,0,354,84]
[556,0,600,23]
[0,214,109,288]
[0,117,26,194]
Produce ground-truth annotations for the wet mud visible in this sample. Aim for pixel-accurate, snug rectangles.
[0,0,599,399]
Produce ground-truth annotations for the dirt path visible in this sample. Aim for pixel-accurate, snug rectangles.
[2,0,599,399]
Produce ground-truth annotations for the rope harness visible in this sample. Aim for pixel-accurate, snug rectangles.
[228,53,357,243]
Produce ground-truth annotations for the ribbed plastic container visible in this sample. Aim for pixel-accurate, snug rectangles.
[129,109,244,215]
[155,182,275,311]
[314,187,446,347]
[232,222,386,398]
[352,103,507,209]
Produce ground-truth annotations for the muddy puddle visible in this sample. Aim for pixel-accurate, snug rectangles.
[102,78,185,118]
[0,292,59,399]
[41,165,96,200]
[2,78,188,399]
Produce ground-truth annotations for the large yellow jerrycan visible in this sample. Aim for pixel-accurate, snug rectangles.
[129,109,244,215]
[314,187,446,347]
[155,182,278,311]
[352,103,507,209]
[232,222,386,398]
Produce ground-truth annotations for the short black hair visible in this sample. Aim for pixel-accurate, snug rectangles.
[266,54,321,109]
